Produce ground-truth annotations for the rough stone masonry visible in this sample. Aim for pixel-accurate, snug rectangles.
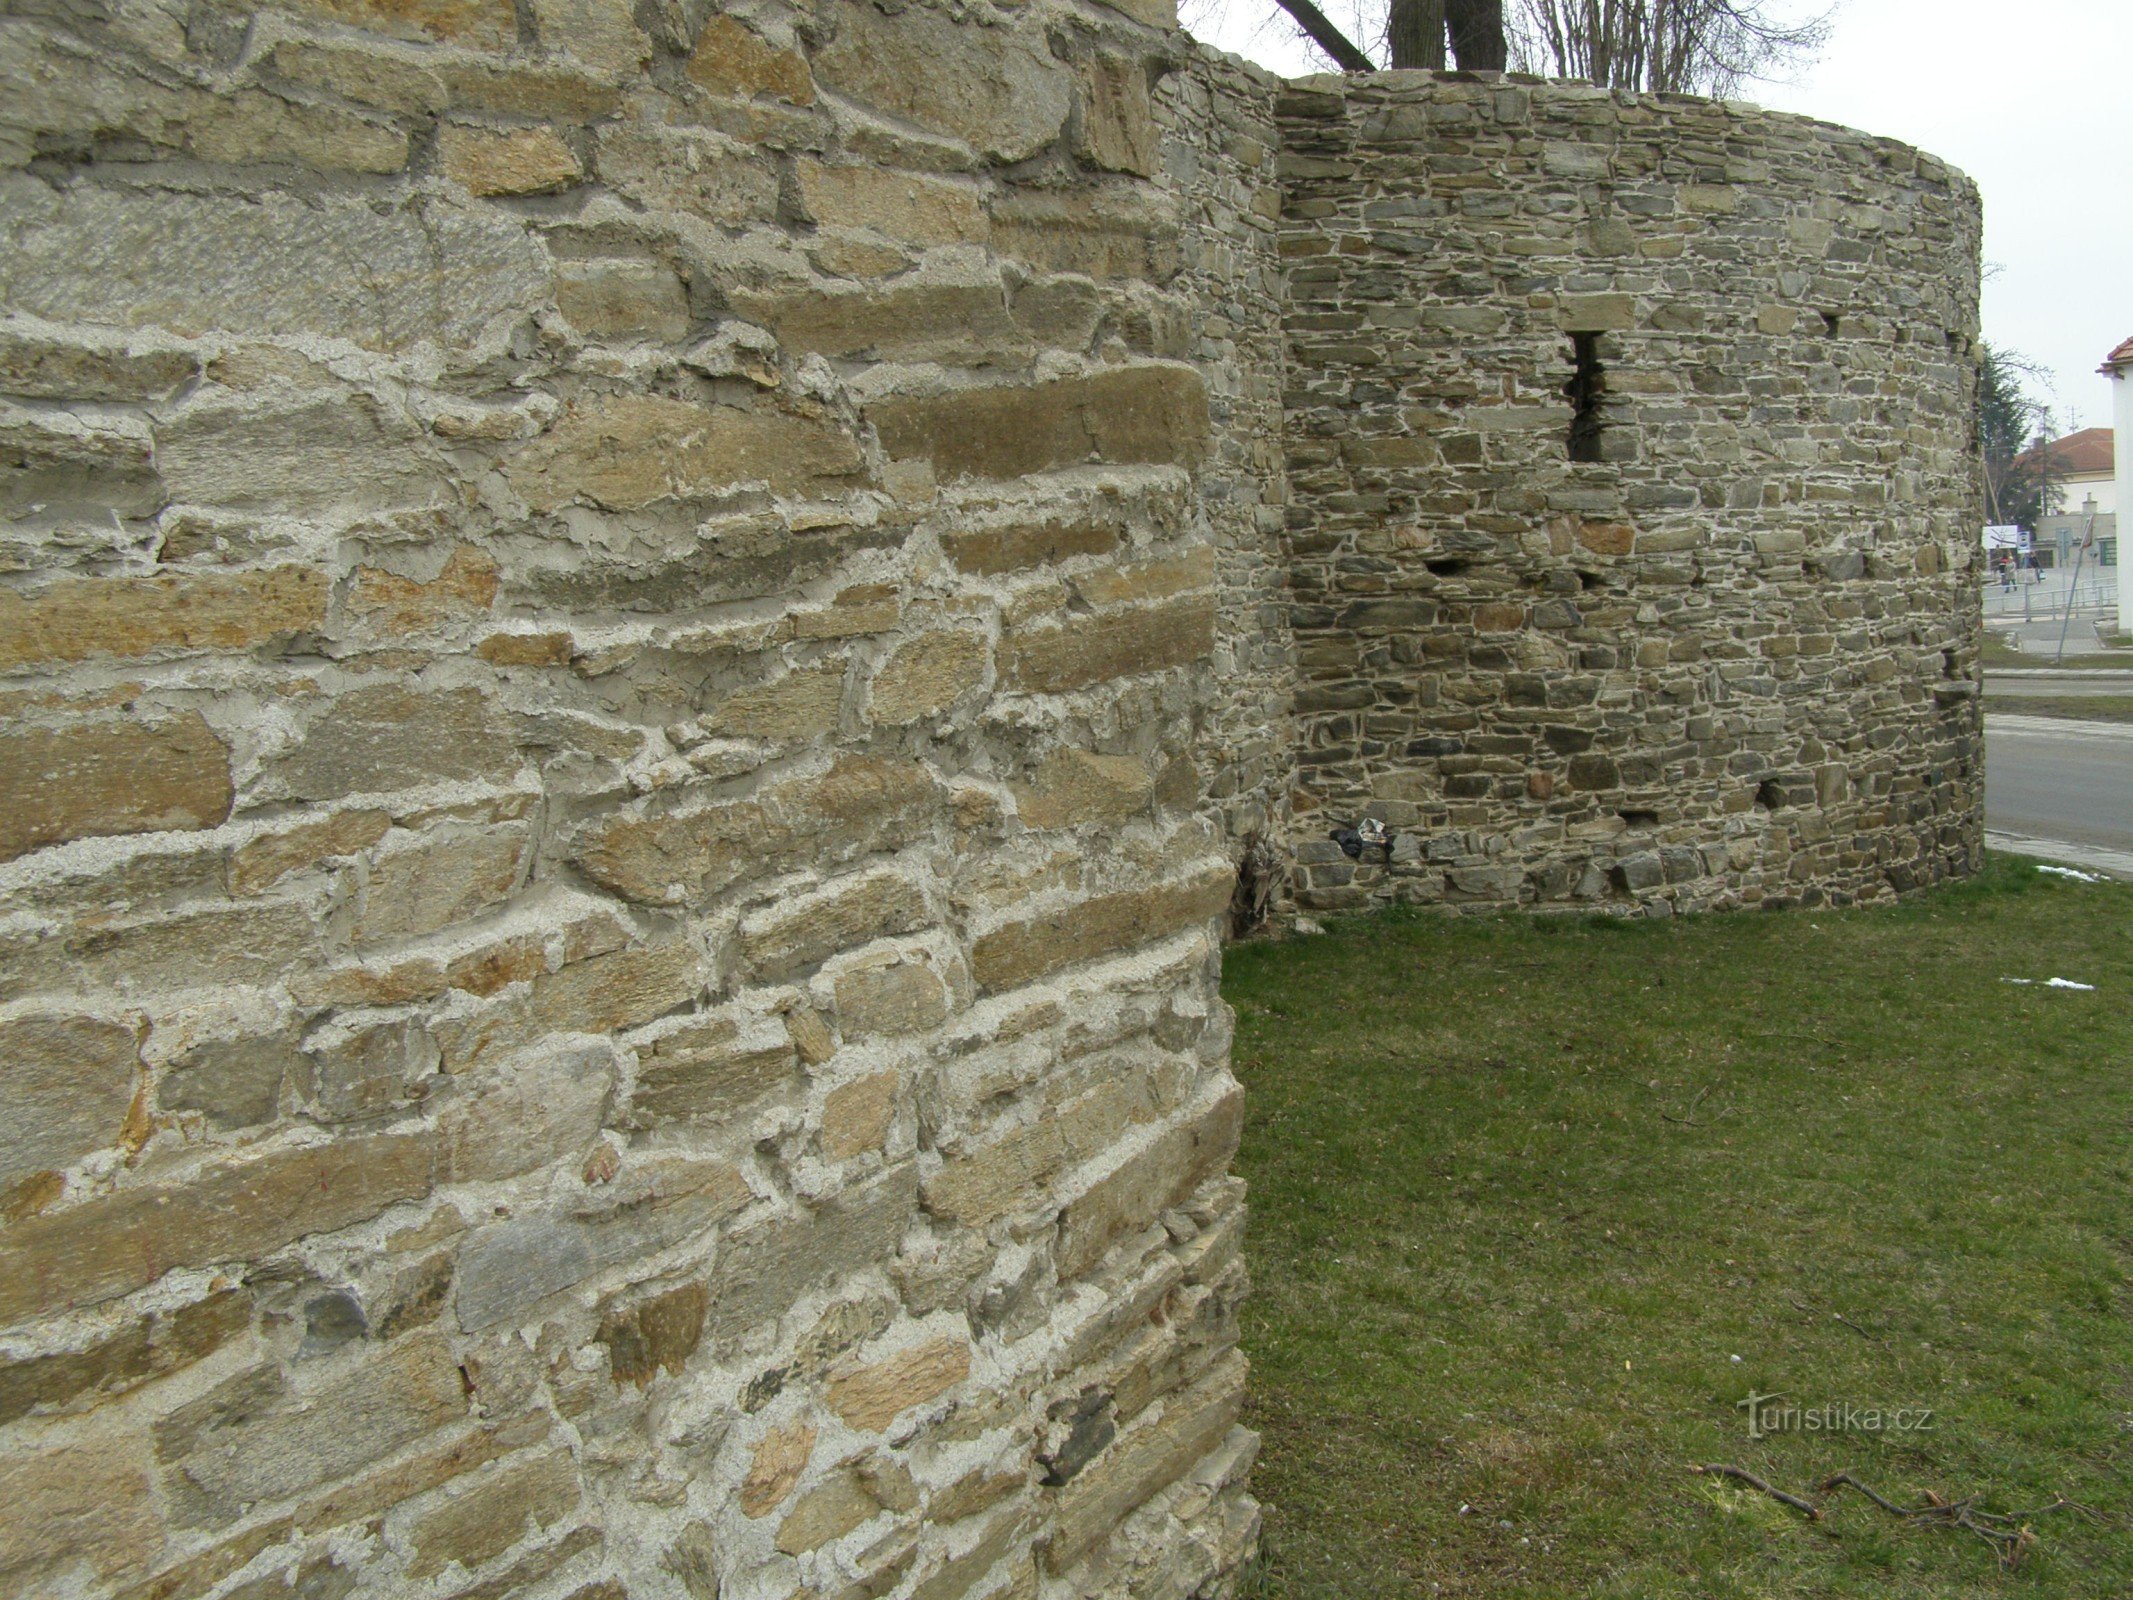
[1272,75,1984,914]
[0,2,1978,1598]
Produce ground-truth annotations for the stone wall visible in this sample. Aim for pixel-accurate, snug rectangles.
[1275,74,1985,913]
[0,7,1988,1593]
[0,3,1269,1597]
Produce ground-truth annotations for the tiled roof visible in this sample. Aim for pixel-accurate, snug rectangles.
[2102,335,2133,373]
[2013,427,2113,477]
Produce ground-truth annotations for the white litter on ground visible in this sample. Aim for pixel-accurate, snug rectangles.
[2036,865,2105,883]
[2001,977,2098,991]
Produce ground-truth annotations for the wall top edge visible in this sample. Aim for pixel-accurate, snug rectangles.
[1267,66,1978,196]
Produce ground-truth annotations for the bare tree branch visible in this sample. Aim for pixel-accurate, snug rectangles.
[1508,0,1827,94]
[1272,0,1380,68]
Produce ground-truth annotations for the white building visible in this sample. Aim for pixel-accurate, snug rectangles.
[2108,338,2133,628]
[2016,426,2115,517]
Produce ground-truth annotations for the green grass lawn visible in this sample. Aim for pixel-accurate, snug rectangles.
[1988,696,2133,725]
[1225,856,2133,1598]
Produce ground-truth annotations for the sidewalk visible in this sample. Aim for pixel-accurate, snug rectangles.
[1986,830,2133,881]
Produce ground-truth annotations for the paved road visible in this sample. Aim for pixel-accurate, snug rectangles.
[1986,714,2133,869]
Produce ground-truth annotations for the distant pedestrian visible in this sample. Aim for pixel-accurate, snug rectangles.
[2000,556,2015,592]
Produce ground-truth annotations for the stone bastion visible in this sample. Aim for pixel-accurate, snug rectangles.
[1269,74,1986,915]
[0,2,1979,1597]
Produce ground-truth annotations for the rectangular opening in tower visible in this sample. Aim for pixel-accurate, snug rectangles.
[1566,331,1606,462]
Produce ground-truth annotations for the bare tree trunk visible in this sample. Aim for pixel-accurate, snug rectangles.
[1389,0,1448,68]
[1272,0,1378,70]
[1446,0,1507,68]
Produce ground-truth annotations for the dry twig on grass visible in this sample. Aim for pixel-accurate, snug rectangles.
[1687,1463,1822,1520]
[1784,1294,1883,1343]
[1660,1085,1712,1126]
[1818,1471,2096,1570]
[1689,1464,2096,1570]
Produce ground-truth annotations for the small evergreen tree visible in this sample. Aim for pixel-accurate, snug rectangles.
[1979,343,2057,534]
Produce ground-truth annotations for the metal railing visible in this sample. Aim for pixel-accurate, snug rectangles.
[1984,571,2118,619]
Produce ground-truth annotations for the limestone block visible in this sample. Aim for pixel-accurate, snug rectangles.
[813,1,1072,163]
[0,1012,140,1187]
[434,1046,613,1183]
[1012,749,1154,829]
[737,868,930,981]
[795,162,989,247]
[157,394,445,515]
[522,512,896,613]
[630,1015,800,1127]
[505,395,864,510]
[0,1288,249,1428]
[160,1036,298,1130]
[0,401,162,517]
[1070,547,1215,609]
[940,515,1121,576]
[870,367,1209,481]
[1055,1090,1244,1281]
[1092,0,1177,23]
[347,547,501,636]
[1043,1352,1247,1572]
[593,118,780,224]
[353,822,528,946]
[989,191,1181,281]
[699,1166,918,1349]
[453,1160,750,1330]
[825,1334,971,1432]
[869,630,989,724]
[0,1130,435,1326]
[912,1509,1036,1600]
[0,1430,162,1589]
[969,863,1231,993]
[0,713,232,863]
[229,810,393,896]
[735,278,1021,364]
[270,686,520,802]
[0,29,410,173]
[406,1449,582,1577]
[1078,56,1158,177]
[284,0,518,48]
[998,594,1215,695]
[440,122,583,195]
[706,662,848,743]
[0,321,197,402]
[527,943,704,1037]
[528,0,650,77]
[6,899,322,1001]
[821,1069,898,1159]
[740,1417,816,1516]
[1556,293,1636,331]
[830,950,950,1038]
[785,1005,838,1067]
[554,258,692,342]
[0,179,549,352]
[919,1114,1066,1229]
[301,1017,438,1124]
[688,16,814,104]
[777,1466,883,1555]
[0,569,327,669]
[597,1281,710,1385]
[153,1335,467,1529]
[574,757,938,906]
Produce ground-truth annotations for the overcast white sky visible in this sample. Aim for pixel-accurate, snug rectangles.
[1183,0,2133,432]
